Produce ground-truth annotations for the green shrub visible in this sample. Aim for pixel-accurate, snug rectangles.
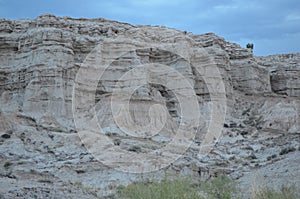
[37,179,53,184]
[253,185,300,199]
[119,178,204,199]
[105,131,113,136]
[4,161,12,168]
[267,154,277,161]
[246,43,254,49]
[279,146,296,155]
[118,175,242,199]
[113,139,121,146]
[128,145,142,153]
[118,176,300,199]
[201,176,239,199]
[73,181,99,197]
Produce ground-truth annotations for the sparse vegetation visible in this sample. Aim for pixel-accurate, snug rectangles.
[117,176,300,199]
[37,179,53,184]
[267,154,277,161]
[118,176,240,199]
[128,145,142,153]
[47,148,55,154]
[201,176,239,199]
[113,138,121,146]
[72,181,99,197]
[4,161,12,168]
[246,43,254,50]
[119,177,203,199]
[252,185,300,199]
[279,146,296,155]
[105,131,117,137]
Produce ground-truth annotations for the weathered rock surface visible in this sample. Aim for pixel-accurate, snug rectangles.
[0,15,299,198]
[257,54,300,97]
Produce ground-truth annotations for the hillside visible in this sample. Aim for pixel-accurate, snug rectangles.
[0,14,299,198]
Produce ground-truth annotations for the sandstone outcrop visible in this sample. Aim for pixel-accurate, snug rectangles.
[0,15,299,198]
[257,53,300,97]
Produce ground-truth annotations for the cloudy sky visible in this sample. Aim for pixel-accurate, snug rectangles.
[0,0,299,55]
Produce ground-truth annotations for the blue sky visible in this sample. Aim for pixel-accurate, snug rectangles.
[0,0,299,56]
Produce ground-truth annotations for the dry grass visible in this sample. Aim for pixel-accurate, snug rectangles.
[118,176,239,199]
[117,176,300,199]
[252,185,300,199]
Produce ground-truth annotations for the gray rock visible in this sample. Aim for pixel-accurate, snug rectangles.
[0,15,299,197]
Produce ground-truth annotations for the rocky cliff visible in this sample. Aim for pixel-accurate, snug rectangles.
[0,15,299,198]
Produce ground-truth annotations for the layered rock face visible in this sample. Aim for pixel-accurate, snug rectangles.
[257,54,300,97]
[0,15,299,198]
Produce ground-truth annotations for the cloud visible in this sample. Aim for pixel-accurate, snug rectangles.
[286,13,300,21]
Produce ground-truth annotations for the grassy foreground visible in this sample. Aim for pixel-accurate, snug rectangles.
[117,176,300,199]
